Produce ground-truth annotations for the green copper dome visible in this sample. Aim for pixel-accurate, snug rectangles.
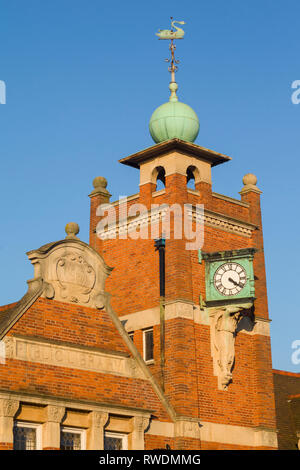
[149,82,199,143]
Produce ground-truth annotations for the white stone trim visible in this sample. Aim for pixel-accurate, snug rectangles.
[152,189,166,197]
[0,391,151,419]
[165,301,194,321]
[212,192,249,208]
[187,207,255,238]
[120,304,270,337]
[0,392,151,449]
[98,206,256,240]
[147,419,277,448]
[109,194,140,207]
[98,206,168,240]
[121,307,160,331]
[187,188,200,196]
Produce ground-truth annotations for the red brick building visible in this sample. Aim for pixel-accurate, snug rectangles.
[0,72,299,450]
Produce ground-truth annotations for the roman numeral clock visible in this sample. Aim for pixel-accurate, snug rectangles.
[202,248,256,305]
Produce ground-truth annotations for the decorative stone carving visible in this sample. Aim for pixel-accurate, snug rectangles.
[92,411,109,429]
[98,205,255,240]
[27,236,113,309]
[42,405,66,449]
[210,303,253,390]
[188,207,255,238]
[0,398,19,417]
[137,416,150,437]
[0,398,20,444]
[44,282,55,299]
[56,253,96,304]
[46,405,65,423]
[94,292,108,310]
[98,206,168,240]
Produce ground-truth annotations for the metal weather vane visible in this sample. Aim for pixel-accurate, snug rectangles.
[156,17,185,85]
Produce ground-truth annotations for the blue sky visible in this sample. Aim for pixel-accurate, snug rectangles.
[0,0,299,372]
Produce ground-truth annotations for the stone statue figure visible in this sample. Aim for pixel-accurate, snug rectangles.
[211,303,252,390]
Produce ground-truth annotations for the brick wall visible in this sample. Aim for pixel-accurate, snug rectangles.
[273,370,300,449]
[0,298,170,421]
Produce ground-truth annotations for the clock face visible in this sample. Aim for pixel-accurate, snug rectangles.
[213,262,247,296]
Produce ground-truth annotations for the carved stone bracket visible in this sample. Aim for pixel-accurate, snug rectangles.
[46,405,65,423]
[88,411,109,450]
[0,398,20,444]
[0,398,19,417]
[209,303,253,390]
[131,415,150,450]
[42,405,65,449]
[91,411,109,429]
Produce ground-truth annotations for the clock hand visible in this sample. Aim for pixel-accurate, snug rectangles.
[228,277,244,288]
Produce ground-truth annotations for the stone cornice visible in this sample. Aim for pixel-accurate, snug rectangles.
[97,206,168,240]
[97,206,257,240]
[146,419,277,448]
[188,207,257,238]
[109,194,140,207]
[212,192,250,208]
[202,247,257,262]
[0,390,153,417]
[119,138,231,169]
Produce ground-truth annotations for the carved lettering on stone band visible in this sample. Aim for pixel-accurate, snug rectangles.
[4,336,145,380]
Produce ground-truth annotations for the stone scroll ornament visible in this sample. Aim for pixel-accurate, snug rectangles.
[56,253,96,304]
[210,303,252,390]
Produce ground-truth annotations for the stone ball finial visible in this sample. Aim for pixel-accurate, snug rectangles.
[240,173,261,195]
[65,222,80,239]
[90,176,111,199]
[242,173,257,186]
[93,176,107,190]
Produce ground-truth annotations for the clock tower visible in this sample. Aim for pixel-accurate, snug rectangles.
[88,25,278,448]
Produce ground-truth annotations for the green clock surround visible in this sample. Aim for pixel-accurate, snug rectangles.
[202,248,256,305]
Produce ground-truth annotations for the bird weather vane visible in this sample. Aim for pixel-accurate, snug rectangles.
[156,17,185,84]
